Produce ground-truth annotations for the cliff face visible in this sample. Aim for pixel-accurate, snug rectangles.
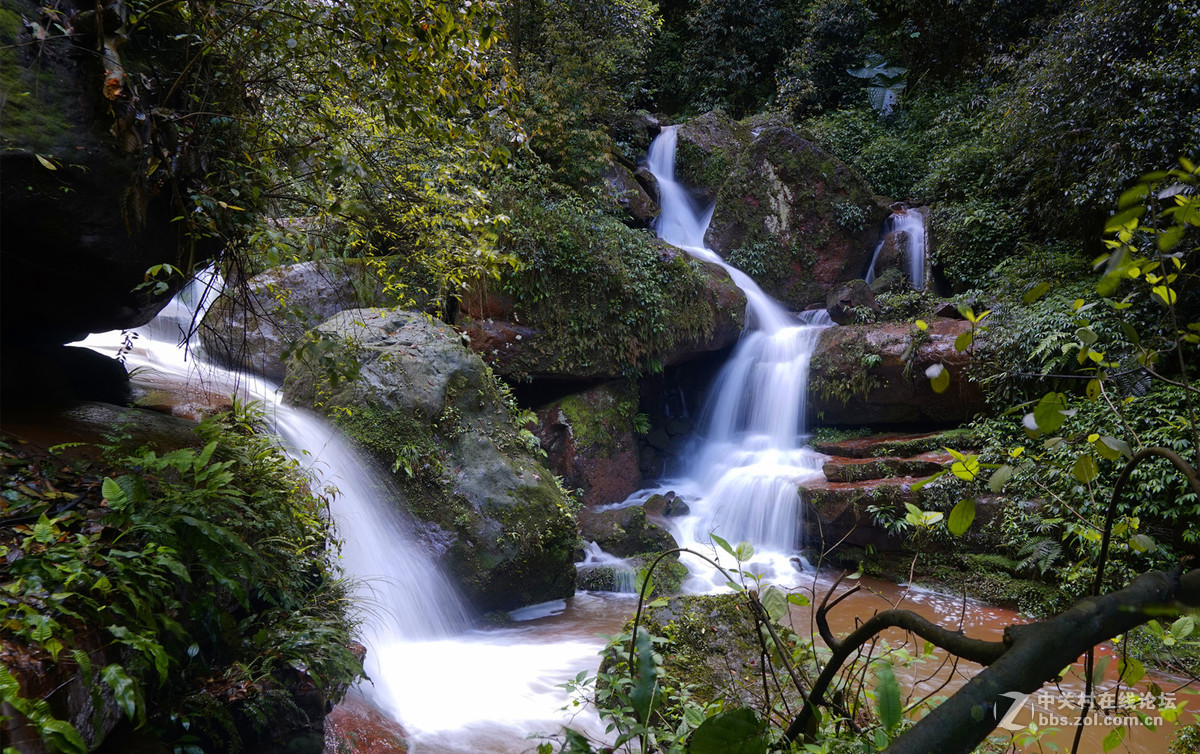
[1,1,219,345]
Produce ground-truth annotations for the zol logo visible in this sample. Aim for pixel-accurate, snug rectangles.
[995,691,1030,731]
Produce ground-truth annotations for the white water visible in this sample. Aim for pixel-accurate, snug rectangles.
[74,276,612,752]
[642,126,831,589]
[865,207,927,291]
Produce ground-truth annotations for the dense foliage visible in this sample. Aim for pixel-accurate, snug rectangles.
[0,404,360,751]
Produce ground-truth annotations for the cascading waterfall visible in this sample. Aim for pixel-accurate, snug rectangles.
[864,208,927,291]
[77,276,613,752]
[641,126,831,585]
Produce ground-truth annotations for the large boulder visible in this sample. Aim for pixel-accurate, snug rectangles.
[459,243,745,381]
[825,279,879,325]
[200,258,397,382]
[673,111,752,204]
[284,308,577,612]
[705,126,891,310]
[1,1,219,344]
[533,381,642,507]
[578,505,677,559]
[808,318,987,426]
[602,160,659,227]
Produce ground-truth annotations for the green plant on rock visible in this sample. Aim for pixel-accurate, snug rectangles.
[0,403,361,750]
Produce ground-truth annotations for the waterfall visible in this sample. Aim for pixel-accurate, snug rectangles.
[864,208,927,291]
[77,275,621,750]
[642,126,831,583]
[76,276,473,701]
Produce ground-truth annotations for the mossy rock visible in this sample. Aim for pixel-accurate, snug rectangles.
[284,307,577,612]
[704,125,891,311]
[2,0,220,344]
[534,380,643,507]
[478,190,746,380]
[201,258,402,381]
[673,110,751,202]
[579,505,677,558]
[605,594,806,715]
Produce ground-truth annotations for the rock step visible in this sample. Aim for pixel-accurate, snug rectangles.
[821,451,951,483]
[810,428,977,459]
[800,476,925,550]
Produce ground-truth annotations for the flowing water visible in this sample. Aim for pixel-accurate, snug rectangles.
[631,125,831,589]
[865,207,927,291]
[62,130,1190,753]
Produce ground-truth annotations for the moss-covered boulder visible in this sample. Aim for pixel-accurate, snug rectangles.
[617,594,804,714]
[578,504,677,559]
[808,318,987,426]
[602,160,660,227]
[284,307,577,612]
[673,111,752,203]
[1,1,219,344]
[705,126,891,310]
[466,193,746,380]
[534,381,642,507]
[200,259,398,381]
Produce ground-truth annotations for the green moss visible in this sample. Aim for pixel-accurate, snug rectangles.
[558,383,638,454]
[809,338,886,406]
[499,184,721,377]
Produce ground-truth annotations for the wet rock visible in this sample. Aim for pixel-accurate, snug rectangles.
[810,429,977,458]
[324,693,408,754]
[800,476,926,551]
[578,505,677,558]
[1,0,219,345]
[643,491,691,518]
[674,111,752,204]
[704,124,891,310]
[870,230,909,284]
[808,318,987,426]
[821,451,951,483]
[200,259,397,382]
[459,247,745,381]
[602,160,660,226]
[284,308,577,612]
[533,381,642,507]
[825,280,879,325]
[0,345,131,408]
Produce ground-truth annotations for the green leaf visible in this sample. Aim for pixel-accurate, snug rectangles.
[101,477,126,506]
[629,627,658,724]
[1023,281,1052,303]
[687,708,767,754]
[950,455,980,481]
[1091,655,1110,685]
[1072,453,1099,484]
[988,464,1013,493]
[1151,285,1177,306]
[787,592,811,607]
[1129,533,1155,553]
[1118,657,1145,685]
[874,662,902,731]
[634,568,654,597]
[954,330,973,353]
[710,533,734,557]
[948,499,976,537]
[733,541,755,562]
[1032,392,1069,433]
[36,154,58,171]
[760,586,788,622]
[1170,615,1195,640]
[1102,725,1126,752]
[1086,378,1103,400]
[101,664,140,721]
[927,363,950,393]
[914,319,928,331]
